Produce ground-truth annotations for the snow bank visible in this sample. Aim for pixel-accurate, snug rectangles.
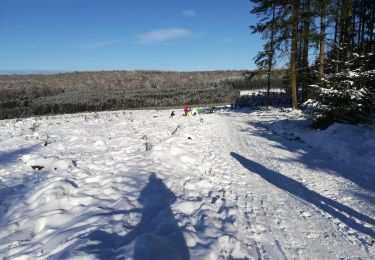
[267,113,375,170]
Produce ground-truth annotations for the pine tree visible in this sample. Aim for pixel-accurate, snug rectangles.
[249,0,375,123]
[250,0,299,108]
[307,52,374,127]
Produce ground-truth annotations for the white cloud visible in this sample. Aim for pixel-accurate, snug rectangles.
[135,28,191,44]
[80,40,119,50]
[182,10,196,17]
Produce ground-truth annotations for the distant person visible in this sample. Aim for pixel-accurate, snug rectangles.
[191,108,198,116]
[184,106,189,116]
[170,111,175,117]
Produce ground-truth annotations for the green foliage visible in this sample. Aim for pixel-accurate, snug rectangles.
[250,0,291,70]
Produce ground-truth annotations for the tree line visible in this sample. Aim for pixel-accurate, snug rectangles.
[0,71,242,119]
[250,0,375,127]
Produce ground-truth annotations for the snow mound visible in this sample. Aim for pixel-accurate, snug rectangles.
[150,146,201,167]
[268,120,375,169]
[20,154,74,171]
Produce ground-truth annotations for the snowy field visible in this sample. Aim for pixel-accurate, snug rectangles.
[240,89,286,96]
[0,108,374,259]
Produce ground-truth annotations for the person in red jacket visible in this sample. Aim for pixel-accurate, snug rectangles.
[184,106,189,116]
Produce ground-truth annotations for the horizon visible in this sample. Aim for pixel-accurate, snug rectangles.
[0,68,252,76]
[0,0,261,72]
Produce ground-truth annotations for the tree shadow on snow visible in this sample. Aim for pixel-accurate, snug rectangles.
[243,118,375,193]
[80,173,190,260]
[0,145,39,167]
[231,152,375,239]
[0,183,29,223]
[0,145,39,222]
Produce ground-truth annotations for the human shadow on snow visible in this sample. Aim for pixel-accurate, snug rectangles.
[231,152,375,239]
[79,173,190,260]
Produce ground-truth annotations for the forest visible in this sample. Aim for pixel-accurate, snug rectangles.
[250,0,375,128]
[0,70,284,120]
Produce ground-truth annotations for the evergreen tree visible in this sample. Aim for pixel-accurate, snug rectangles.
[249,0,375,124]
[250,0,299,108]
[250,1,278,107]
[306,52,374,128]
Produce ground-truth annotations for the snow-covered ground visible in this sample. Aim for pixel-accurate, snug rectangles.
[240,89,286,96]
[0,108,374,259]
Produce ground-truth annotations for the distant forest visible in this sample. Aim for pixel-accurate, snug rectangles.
[0,70,285,120]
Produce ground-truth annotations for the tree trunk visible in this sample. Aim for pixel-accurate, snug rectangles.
[290,0,299,109]
[370,1,375,44]
[360,3,365,54]
[266,3,276,108]
[346,0,353,60]
[334,0,340,73]
[352,1,356,50]
[319,0,326,76]
[357,2,362,49]
[340,1,345,46]
[302,0,311,101]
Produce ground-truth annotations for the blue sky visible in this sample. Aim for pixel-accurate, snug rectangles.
[0,0,262,71]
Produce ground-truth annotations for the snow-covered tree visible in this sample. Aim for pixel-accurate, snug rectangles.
[305,52,375,128]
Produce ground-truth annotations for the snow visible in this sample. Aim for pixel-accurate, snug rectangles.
[348,70,360,78]
[0,108,374,259]
[240,88,286,96]
[264,112,375,170]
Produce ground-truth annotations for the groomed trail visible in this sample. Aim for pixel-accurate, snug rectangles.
[0,108,374,259]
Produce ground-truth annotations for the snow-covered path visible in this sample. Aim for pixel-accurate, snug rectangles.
[0,109,374,259]
[224,110,375,259]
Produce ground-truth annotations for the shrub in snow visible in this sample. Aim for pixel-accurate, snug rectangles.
[142,135,152,151]
[305,53,375,128]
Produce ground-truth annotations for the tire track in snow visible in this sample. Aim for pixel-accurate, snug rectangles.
[192,114,268,259]
[226,110,374,259]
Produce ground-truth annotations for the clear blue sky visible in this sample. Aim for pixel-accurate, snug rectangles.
[0,0,262,72]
